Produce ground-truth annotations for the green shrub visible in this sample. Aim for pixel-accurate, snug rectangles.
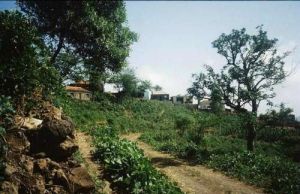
[93,127,182,194]
[175,113,195,133]
[208,151,300,194]
[0,96,14,181]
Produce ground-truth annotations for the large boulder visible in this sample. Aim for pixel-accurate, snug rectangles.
[42,118,75,142]
[26,117,76,161]
[68,167,95,193]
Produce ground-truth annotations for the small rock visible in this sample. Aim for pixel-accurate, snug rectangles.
[47,185,68,194]
[0,181,18,194]
[35,159,48,172]
[14,116,43,130]
[4,163,17,177]
[53,169,69,189]
[59,137,79,158]
[33,175,46,194]
[35,152,47,158]
[22,158,34,175]
[48,159,61,169]
[5,131,30,153]
[68,167,95,193]
[67,159,81,168]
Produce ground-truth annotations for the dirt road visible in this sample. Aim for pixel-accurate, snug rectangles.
[75,131,112,194]
[122,133,263,194]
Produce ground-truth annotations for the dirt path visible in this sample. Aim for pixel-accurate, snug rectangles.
[75,131,112,194]
[122,133,264,194]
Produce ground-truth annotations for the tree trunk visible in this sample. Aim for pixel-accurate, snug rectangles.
[246,123,255,151]
[50,36,64,64]
[246,100,258,151]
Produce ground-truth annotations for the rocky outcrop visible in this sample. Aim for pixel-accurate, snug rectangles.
[1,108,95,194]
[68,167,95,193]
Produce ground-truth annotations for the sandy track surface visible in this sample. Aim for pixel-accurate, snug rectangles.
[122,133,264,194]
[75,131,112,194]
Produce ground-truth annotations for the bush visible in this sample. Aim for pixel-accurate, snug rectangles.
[93,127,182,194]
[0,11,61,107]
[208,151,300,194]
[175,113,195,135]
[0,96,14,181]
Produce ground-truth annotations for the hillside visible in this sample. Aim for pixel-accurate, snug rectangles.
[61,96,300,194]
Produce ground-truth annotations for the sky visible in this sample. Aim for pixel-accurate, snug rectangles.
[125,1,300,115]
[1,1,300,115]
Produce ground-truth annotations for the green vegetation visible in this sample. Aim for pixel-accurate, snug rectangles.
[188,26,290,151]
[1,3,298,193]
[0,11,61,107]
[0,96,15,181]
[62,96,300,194]
[17,1,137,84]
[92,127,182,194]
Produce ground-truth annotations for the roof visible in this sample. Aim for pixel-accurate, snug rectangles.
[151,90,169,95]
[66,86,91,93]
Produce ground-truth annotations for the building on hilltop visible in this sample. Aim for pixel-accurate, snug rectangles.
[65,85,92,101]
[171,95,194,104]
[198,97,211,110]
[151,90,169,101]
[198,97,232,112]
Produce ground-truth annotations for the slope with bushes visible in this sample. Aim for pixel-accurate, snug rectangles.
[62,96,300,194]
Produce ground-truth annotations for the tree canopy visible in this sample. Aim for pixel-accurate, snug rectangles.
[188,26,290,150]
[17,1,137,82]
[0,11,60,105]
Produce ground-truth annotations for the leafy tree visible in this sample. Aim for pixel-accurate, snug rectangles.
[260,103,294,128]
[111,68,139,97]
[187,73,207,104]
[137,80,152,97]
[189,26,289,151]
[0,11,61,107]
[153,85,162,91]
[210,86,223,114]
[17,1,137,83]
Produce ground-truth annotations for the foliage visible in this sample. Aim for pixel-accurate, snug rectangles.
[0,10,61,106]
[137,80,152,96]
[0,96,14,181]
[189,26,290,151]
[0,96,15,127]
[175,113,195,134]
[208,151,300,194]
[62,95,300,193]
[93,127,182,194]
[210,87,223,114]
[111,68,139,97]
[72,150,84,164]
[259,103,295,128]
[0,126,5,181]
[187,73,207,101]
[17,0,137,84]
[152,85,162,91]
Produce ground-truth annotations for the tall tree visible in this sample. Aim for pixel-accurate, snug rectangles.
[17,1,137,83]
[189,26,289,151]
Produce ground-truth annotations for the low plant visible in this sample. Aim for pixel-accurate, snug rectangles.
[208,151,300,194]
[93,127,182,194]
